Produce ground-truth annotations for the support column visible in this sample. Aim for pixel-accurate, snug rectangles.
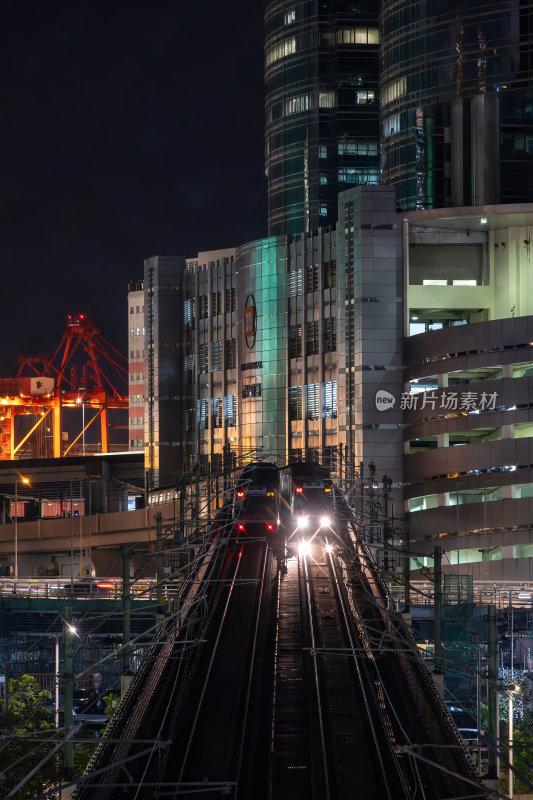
[53,395,62,459]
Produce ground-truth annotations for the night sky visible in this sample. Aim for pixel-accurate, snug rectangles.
[1,1,267,368]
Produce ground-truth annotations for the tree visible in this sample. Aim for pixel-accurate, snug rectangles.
[0,674,57,798]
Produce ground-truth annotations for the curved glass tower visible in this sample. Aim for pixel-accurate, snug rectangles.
[265,0,380,236]
[380,0,533,211]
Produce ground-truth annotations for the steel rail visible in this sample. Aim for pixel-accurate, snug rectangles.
[175,542,246,789]
[326,542,408,800]
[234,544,269,799]
[301,545,332,800]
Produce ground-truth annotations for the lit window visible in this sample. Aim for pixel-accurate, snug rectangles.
[320,205,328,216]
[356,90,375,104]
[319,90,336,108]
[338,167,380,185]
[266,36,296,67]
[284,93,309,116]
[453,279,477,286]
[284,8,295,24]
[130,328,134,336]
[323,381,337,418]
[338,139,378,156]
[320,174,328,185]
[382,113,401,138]
[319,144,327,159]
[336,27,380,45]
[422,279,447,286]
[381,77,407,106]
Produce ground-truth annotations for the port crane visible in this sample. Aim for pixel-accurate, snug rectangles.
[0,314,128,459]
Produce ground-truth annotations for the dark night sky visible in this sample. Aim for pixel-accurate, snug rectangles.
[1,1,267,368]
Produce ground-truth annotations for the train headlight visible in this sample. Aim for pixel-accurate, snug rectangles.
[320,516,331,528]
[298,515,309,528]
[298,540,311,557]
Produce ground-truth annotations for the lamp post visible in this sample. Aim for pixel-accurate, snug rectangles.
[507,682,520,799]
[14,476,30,578]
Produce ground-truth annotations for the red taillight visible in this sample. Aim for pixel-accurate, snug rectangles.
[97,582,114,590]
[238,524,246,531]
[266,523,274,531]
[237,491,245,498]
[296,487,303,494]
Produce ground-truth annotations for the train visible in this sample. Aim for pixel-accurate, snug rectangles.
[231,460,337,539]
[286,461,336,532]
[232,462,280,537]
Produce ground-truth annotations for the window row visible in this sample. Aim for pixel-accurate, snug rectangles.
[129,305,144,314]
[288,262,336,297]
[338,167,380,185]
[266,36,296,68]
[336,27,380,45]
[338,139,378,157]
[381,77,406,107]
[192,339,237,375]
[289,382,338,420]
[283,90,337,118]
[129,327,145,336]
[187,396,237,431]
[185,289,236,325]
[288,319,336,357]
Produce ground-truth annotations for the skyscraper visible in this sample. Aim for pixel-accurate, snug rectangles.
[265,0,380,236]
[380,0,533,210]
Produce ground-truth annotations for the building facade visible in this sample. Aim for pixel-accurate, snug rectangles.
[127,281,145,452]
[265,0,380,236]
[380,0,533,211]
[137,188,533,582]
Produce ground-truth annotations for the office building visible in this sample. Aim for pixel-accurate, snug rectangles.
[380,0,533,210]
[128,281,145,452]
[265,0,380,236]
[132,5,533,583]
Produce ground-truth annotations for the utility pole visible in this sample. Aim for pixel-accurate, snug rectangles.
[122,548,131,675]
[156,513,164,604]
[403,519,410,611]
[64,607,74,781]
[487,603,499,782]
[434,546,442,675]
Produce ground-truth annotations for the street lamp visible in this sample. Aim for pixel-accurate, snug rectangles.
[76,396,85,455]
[14,476,30,578]
[507,681,520,799]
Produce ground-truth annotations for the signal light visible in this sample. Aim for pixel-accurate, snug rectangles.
[324,487,331,493]
[238,524,246,531]
[237,491,245,498]
[267,492,274,497]
[296,487,303,494]
[266,523,274,531]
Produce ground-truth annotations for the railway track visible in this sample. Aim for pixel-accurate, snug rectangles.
[269,538,410,800]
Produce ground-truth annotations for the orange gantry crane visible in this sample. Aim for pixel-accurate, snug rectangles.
[0,314,129,460]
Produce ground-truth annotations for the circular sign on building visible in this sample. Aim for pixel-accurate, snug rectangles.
[244,294,257,349]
